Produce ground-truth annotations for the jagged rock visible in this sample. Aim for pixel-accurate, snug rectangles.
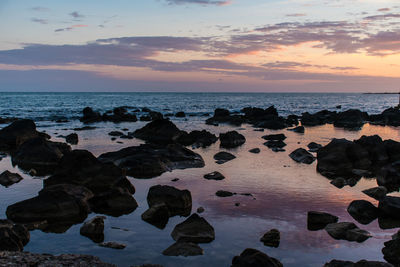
[219,131,246,148]
[147,185,192,217]
[0,119,40,151]
[98,144,204,178]
[325,222,371,242]
[307,211,338,231]
[231,248,283,267]
[80,216,105,243]
[260,229,280,247]
[249,148,260,154]
[362,186,387,200]
[133,119,185,144]
[171,214,215,243]
[0,171,23,187]
[99,242,126,249]
[330,178,347,189]
[162,242,203,256]
[214,151,236,164]
[65,133,78,145]
[289,148,315,164]
[204,171,225,180]
[347,200,379,225]
[262,133,286,141]
[0,220,29,251]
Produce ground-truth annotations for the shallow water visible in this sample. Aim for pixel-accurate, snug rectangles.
[0,93,399,266]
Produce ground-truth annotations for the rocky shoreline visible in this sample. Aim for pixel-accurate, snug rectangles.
[0,105,399,266]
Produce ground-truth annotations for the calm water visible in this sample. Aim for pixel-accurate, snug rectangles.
[0,93,399,267]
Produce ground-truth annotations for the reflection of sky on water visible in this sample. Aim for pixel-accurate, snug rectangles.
[0,121,399,266]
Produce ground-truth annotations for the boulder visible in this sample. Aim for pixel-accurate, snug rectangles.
[362,186,387,200]
[141,203,170,229]
[0,220,29,251]
[204,171,225,181]
[347,200,378,224]
[102,107,137,123]
[80,107,102,123]
[80,216,105,243]
[162,242,203,257]
[171,214,215,243]
[289,148,315,164]
[147,185,192,217]
[260,229,280,247]
[324,259,393,267]
[378,196,400,219]
[0,171,23,187]
[263,140,286,149]
[262,133,286,141]
[307,211,338,231]
[133,119,185,144]
[0,120,40,151]
[108,131,124,137]
[377,163,400,192]
[330,178,347,189]
[98,144,204,178]
[219,131,246,148]
[308,142,322,152]
[301,110,337,126]
[325,222,371,242]
[177,130,217,148]
[334,109,368,129]
[65,133,78,145]
[383,233,400,265]
[231,248,283,267]
[214,151,236,164]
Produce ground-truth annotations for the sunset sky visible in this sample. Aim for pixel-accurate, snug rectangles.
[1,0,400,92]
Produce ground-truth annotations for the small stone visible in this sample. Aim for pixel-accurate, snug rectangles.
[99,242,126,249]
[260,229,280,248]
[216,190,234,197]
[197,207,205,213]
[249,148,260,154]
[204,171,225,181]
[0,171,23,187]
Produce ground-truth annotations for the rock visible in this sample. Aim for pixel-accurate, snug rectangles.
[171,178,179,182]
[177,130,217,148]
[271,147,285,152]
[219,131,246,148]
[288,126,304,133]
[382,233,400,265]
[378,196,400,219]
[0,119,41,151]
[214,151,236,164]
[301,110,337,126]
[175,111,186,118]
[12,137,71,175]
[171,214,215,243]
[0,171,23,187]
[334,109,368,129]
[162,242,203,256]
[347,200,379,224]
[73,126,96,131]
[289,148,315,164]
[6,184,93,231]
[325,222,371,242]
[216,190,234,197]
[99,242,126,249]
[141,203,170,229]
[80,107,102,123]
[264,140,286,149]
[362,186,387,200]
[260,229,280,247]
[308,142,322,152]
[147,185,192,217]
[204,171,225,181]
[0,220,29,251]
[89,187,138,217]
[262,133,286,141]
[102,107,137,123]
[377,163,400,192]
[231,248,283,267]
[307,211,338,231]
[330,178,347,188]
[80,216,105,243]
[133,119,185,144]
[65,133,78,145]
[324,260,393,267]
[0,251,116,266]
[197,207,205,213]
[108,131,124,136]
[98,144,204,178]
[249,148,260,154]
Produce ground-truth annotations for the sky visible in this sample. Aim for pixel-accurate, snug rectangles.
[0,0,400,92]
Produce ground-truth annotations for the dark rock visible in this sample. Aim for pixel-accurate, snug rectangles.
[214,151,236,164]
[324,260,393,267]
[262,133,286,141]
[175,112,186,118]
[102,107,137,123]
[171,178,179,182]
[197,207,205,213]
[334,109,368,129]
[162,242,203,256]
[80,216,105,243]
[219,131,246,148]
[301,110,337,126]
[289,148,315,164]
[383,232,400,265]
[65,133,78,145]
[347,200,379,225]
[0,119,40,151]
[362,186,387,200]
[308,142,322,152]
[0,171,23,187]
[80,107,102,123]
[249,148,260,154]
[99,242,126,249]
[288,126,304,133]
[73,126,96,131]
[89,187,138,217]
[330,177,347,189]
[177,130,217,148]
[264,140,286,149]
[232,248,283,267]
[0,220,29,251]
[133,119,185,144]
[98,144,204,178]
[260,229,280,247]
[325,222,371,242]
[171,214,215,243]
[216,190,234,197]
[141,203,170,229]
[378,196,400,219]
[377,162,400,192]
[108,131,124,136]
[147,185,192,217]
[307,211,338,230]
[204,171,225,181]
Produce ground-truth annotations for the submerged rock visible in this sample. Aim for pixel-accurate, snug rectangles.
[80,216,105,243]
[171,214,215,243]
[325,222,371,242]
[260,229,280,247]
[204,171,225,181]
[214,151,236,164]
[99,242,126,250]
[289,148,315,164]
[231,248,283,267]
[0,220,29,251]
[219,131,246,148]
[0,170,23,187]
[307,211,338,231]
[162,241,203,257]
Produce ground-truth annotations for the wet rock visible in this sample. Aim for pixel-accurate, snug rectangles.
[214,151,236,164]
[378,196,400,219]
[73,126,96,131]
[65,133,78,145]
[289,148,315,164]
[249,148,260,154]
[197,207,205,213]
[99,242,126,249]
[102,107,137,123]
[141,203,170,229]
[362,186,387,200]
[89,187,138,217]
[232,248,283,267]
[260,229,280,247]
[325,222,371,242]
[177,130,217,148]
[12,137,71,175]
[0,119,40,151]
[0,251,116,266]
[162,241,203,256]
[206,109,245,126]
[369,107,400,127]
[334,109,368,129]
[171,178,179,182]
[80,107,102,123]
[254,115,287,130]
[288,125,304,133]
[80,216,105,243]
[307,211,338,231]
[0,220,29,251]
[204,171,225,181]
[377,162,400,192]
[219,131,246,148]
[171,214,215,243]
[308,142,322,152]
[301,110,337,126]
[99,144,204,178]
[330,177,347,189]
[324,259,393,267]
[264,140,286,149]
[108,131,124,136]
[262,133,286,141]
[133,119,185,144]
[175,111,186,118]
[383,232,400,265]
[0,170,23,187]
[147,185,192,217]
[347,200,378,225]
[216,190,234,197]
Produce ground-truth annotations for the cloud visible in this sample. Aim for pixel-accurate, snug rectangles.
[378,8,391,12]
[286,13,307,17]
[31,18,48,24]
[55,24,88,32]
[69,11,84,19]
[30,6,49,12]
[164,0,231,6]
[363,13,400,21]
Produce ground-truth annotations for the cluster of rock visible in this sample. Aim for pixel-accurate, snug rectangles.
[262,133,286,152]
[80,107,138,123]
